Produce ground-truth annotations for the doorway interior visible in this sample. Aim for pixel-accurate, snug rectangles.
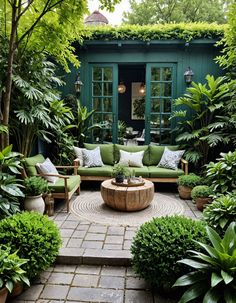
[118,64,146,145]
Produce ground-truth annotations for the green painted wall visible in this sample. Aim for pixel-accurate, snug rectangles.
[60,39,223,144]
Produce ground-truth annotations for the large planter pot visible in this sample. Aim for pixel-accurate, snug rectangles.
[9,282,24,298]
[0,287,8,303]
[178,186,192,199]
[196,197,212,211]
[24,194,45,214]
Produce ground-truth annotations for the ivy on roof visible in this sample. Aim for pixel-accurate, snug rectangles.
[82,23,226,43]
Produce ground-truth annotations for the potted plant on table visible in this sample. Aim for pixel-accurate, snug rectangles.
[191,185,213,211]
[113,164,128,183]
[0,245,30,302]
[23,176,48,214]
[177,173,201,199]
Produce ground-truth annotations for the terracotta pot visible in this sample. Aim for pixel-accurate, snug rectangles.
[178,186,192,199]
[196,197,212,211]
[0,287,8,303]
[9,282,24,298]
[24,194,45,214]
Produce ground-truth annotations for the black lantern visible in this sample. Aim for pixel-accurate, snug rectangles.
[74,73,83,93]
[184,67,194,84]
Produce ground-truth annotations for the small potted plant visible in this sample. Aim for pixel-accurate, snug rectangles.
[23,176,48,214]
[0,245,30,302]
[177,173,201,199]
[113,164,128,183]
[191,185,213,211]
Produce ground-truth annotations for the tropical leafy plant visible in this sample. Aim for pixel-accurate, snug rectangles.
[203,194,236,236]
[206,150,236,195]
[10,57,64,157]
[0,245,30,293]
[0,145,24,218]
[76,104,101,146]
[173,222,236,303]
[171,75,230,166]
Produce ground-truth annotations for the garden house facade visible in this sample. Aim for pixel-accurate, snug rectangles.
[62,24,223,146]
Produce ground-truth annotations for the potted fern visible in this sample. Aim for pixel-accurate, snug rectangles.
[23,176,48,214]
[113,164,128,183]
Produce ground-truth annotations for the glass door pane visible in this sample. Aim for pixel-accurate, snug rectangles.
[146,64,176,145]
[90,65,118,143]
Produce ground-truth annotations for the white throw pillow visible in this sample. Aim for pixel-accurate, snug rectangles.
[158,147,185,170]
[73,146,84,167]
[36,158,59,184]
[82,147,104,168]
[119,150,144,167]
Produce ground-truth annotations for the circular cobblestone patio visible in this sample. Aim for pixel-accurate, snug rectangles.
[71,192,185,226]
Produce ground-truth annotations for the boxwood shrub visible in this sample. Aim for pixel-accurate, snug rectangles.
[0,211,62,280]
[131,215,207,291]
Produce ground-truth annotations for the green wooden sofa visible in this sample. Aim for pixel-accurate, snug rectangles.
[21,154,81,212]
[74,143,188,183]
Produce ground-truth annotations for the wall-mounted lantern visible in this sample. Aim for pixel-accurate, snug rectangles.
[184,67,194,84]
[74,73,83,93]
[118,81,126,94]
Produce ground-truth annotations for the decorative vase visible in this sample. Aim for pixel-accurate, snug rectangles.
[178,186,192,199]
[196,197,212,211]
[0,287,8,303]
[115,174,124,183]
[24,194,45,214]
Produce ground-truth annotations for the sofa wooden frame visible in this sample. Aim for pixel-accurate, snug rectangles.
[21,165,80,212]
[73,158,188,183]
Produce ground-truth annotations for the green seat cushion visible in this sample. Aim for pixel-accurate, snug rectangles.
[84,143,114,165]
[127,166,149,178]
[148,166,184,178]
[23,154,45,176]
[114,144,150,166]
[48,175,81,193]
[149,145,180,166]
[78,165,113,177]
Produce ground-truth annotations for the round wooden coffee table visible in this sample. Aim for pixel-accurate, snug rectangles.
[101,179,154,211]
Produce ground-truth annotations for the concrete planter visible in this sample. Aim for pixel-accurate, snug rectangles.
[24,194,45,214]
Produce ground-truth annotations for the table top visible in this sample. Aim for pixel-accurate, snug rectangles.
[101,179,154,190]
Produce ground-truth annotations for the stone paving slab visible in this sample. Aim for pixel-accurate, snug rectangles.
[52,188,202,265]
[8,265,177,303]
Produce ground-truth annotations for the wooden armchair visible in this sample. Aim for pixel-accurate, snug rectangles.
[21,154,81,212]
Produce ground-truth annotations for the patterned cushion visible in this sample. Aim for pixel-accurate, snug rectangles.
[158,147,185,170]
[36,158,59,183]
[119,150,144,167]
[82,147,104,168]
[73,146,84,167]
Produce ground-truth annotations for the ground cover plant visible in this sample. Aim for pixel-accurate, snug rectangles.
[173,222,236,303]
[0,212,61,280]
[131,216,207,292]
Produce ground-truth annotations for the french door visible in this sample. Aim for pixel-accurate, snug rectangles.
[89,64,118,143]
[145,63,176,145]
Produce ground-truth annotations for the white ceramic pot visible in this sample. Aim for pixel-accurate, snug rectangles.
[24,194,45,214]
